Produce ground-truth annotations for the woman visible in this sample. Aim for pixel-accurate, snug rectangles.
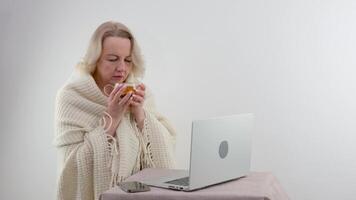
[54,21,176,200]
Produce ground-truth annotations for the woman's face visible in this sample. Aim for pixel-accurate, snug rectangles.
[94,36,133,87]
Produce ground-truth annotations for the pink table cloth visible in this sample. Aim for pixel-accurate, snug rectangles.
[100,168,289,200]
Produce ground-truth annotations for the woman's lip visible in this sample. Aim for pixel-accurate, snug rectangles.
[112,76,123,81]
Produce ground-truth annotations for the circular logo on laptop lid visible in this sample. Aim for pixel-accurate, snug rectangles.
[219,140,229,159]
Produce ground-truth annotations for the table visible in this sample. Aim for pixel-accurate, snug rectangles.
[100,168,289,200]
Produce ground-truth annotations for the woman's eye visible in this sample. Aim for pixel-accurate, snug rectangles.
[125,59,132,63]
[108,58,118,62]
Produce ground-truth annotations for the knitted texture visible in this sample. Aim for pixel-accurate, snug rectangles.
[54,73,176,200]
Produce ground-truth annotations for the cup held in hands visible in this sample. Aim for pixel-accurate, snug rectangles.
[115,83,136,98]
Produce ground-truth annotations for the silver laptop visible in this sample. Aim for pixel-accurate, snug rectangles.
[142,113,254,191]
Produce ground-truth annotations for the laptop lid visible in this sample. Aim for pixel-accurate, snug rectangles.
[188,113,254,190]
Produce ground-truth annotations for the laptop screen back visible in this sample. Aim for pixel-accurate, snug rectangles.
[188,113,254,190]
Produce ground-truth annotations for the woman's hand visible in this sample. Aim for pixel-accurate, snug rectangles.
[104,84,133,136]
[130,83,146,130]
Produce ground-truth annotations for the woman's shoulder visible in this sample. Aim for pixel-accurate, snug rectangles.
[56,71,94,103]
[60,71,92,89]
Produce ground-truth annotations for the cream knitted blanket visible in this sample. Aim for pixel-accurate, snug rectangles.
[54,73,176,200]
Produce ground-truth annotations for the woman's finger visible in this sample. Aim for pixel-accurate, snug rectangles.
[132,94,144,104]
[130,101,141,107]
[113,85,128,103]
[118,91,133,105]
[134,89,145,99]
[136,83,146,91]
[109,83,124,101]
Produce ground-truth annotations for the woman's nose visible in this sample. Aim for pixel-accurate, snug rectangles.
[115,60,126,70]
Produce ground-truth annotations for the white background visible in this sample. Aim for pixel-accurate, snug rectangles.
[1,0,356,199]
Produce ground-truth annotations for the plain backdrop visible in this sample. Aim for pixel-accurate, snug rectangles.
[1,0,356,199]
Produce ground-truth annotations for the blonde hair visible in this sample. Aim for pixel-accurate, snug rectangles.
[77,21,145,78]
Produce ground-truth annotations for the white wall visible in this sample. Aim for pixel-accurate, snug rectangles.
[1,0,356,199]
